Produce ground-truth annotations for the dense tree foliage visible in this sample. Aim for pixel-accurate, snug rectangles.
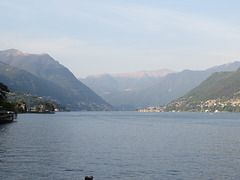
[0,82,9,103]
[7,90,70,113]
[0,82,13,111]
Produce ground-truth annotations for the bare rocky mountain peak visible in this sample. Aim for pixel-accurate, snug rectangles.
[85,69,175,79]
[1,49,23,56]
[111,69,175,78]
[0,49,50,58]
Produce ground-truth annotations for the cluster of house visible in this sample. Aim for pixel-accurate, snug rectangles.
[138,106,165,112]
[137,98,240,113]
[199,98,240,112]
[203,99,240,107]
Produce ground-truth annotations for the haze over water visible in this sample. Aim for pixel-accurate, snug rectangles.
[1,112,240,179]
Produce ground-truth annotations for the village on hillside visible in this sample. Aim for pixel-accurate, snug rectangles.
[138,97,240,113]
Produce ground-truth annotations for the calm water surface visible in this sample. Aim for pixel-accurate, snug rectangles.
[0,112,240,180]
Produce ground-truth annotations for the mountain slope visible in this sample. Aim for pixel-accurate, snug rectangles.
[0,49,114,111]
[98,61,240,109]
[165,68,240,112]
[0,61,70,103]
[182,69,240,100]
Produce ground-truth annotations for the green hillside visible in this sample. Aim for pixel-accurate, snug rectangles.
[183,69,240,100]
[165,69,240,112]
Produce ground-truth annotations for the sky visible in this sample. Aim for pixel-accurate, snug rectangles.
[1,0,240,78]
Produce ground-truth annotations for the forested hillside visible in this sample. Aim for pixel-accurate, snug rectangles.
[165,68,240,112]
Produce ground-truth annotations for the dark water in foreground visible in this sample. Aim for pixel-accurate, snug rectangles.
[0,112,240,180]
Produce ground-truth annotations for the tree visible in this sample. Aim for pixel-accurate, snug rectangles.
[0,82,14,111]
[0,82,10,105]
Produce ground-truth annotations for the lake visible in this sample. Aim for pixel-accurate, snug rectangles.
[0,112,240,180]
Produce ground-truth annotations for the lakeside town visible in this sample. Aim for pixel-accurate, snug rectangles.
[138,97,240,113]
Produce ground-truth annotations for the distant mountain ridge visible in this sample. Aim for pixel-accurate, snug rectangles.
[0,49,114,111]
[80,69,175,110]
[82,61,240,110]
[87,69,174,78]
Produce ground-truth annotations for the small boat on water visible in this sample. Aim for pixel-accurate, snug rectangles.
[0,110,17,123]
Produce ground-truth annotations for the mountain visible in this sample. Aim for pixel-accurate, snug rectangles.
[165,68,240,112]
[80,69,174,96]
[180,69,240,100]
[84,61,240,109]
[0,49,114,111]
[0,61,69,102]
[80,69,175,110]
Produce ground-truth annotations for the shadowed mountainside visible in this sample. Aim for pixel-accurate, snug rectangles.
[0,49,114,111]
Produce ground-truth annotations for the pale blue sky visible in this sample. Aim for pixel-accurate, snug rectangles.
[1,0,240,77]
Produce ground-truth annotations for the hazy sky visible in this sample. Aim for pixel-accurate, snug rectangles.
[1,0,240,78]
